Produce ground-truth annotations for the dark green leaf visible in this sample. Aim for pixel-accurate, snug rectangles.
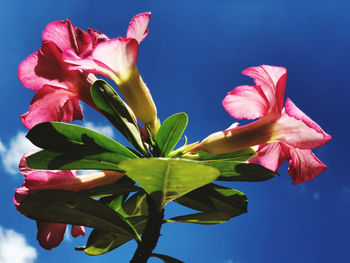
[79,178,140,198]
[155,113,188,157]
[175,183,247,217]
[82,216,147,255]
[166,211,231,225]
[194,148,256,162]
[27,122,137,158]
[91,80,148,156]
[26,150,126,171]
[116,191,148,218]
[20,190,140,240]
[216,163,278,182]
[119,158,220,207]
[151,253,184,263]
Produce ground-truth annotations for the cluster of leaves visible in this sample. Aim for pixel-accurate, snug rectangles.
[20,80,277,262]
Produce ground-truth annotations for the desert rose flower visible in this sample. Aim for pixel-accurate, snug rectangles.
[193,65,331,184]
[63,12,160,135]
[14,153,124,249]
[18,19,109,129]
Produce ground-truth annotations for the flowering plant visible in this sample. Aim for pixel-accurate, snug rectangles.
[15,13,330,263]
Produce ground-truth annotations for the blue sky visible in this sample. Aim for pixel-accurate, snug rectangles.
[0,0,349,262]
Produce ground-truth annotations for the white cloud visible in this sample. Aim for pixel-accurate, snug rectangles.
[0,132,40,176]
[83,121,114,138]
[313,192,320,201]
[0,226,37,263]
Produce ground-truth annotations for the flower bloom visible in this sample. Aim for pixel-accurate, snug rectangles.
[18,19,109,129]
[193,65,331,184]
[63,12,160,134]
[14,153,124,249]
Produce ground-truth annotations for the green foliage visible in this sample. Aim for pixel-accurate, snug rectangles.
[90,80,148,156]
[171,183,248,224]
[81,216,147,256]
[155,113,188,157]
[79,177,140,199]
[19,190,140,241]
[26,150,126,171]
[194,148,256,162]
[118,158,220,208]
[192,149,278,182]
[81,192,149,256]
[27,122,137,158]
[25,122,138,170]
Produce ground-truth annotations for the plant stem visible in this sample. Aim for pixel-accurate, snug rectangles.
[130,195,164,263]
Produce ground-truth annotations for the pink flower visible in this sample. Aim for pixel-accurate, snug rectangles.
[14,153,124,249]
[18,19,109,129]
[195,65,331,184]
[63,12,160,134]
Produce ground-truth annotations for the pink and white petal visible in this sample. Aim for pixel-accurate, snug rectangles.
[127,12,151,43]
[222,85,269,119]
[63,48,114,78]
[91,38,139,80]
[284,98,332,142]
[257,143,290,172]
[273,106,330,149]
[287,147,327,184]
[43,20,92,55]
[71,225,85,238]
[21,85,83,129]
[242,65,287,113]
[36,221,66,250]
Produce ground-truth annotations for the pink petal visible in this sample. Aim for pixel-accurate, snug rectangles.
[222,85,269,119]
[24,170,76,189]
[64,38,139,81]
[127,12,151,43]
[21,85,83,129]
[88,28,109,47]
[18,42,76,91]
[19,152,36,177]
[71,225,85,237]
[92,37,139,79]
[273,100,331,149]
[42,20,92,55]
[287,147,327,184]
[13,187,28,209]
[257,143,290,171]
[63,48,113,78]
[242,65,287,114]
[36,221,66,250]
[284,98,332,142]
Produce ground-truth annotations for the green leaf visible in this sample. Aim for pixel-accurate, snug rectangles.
[166,211,231,225]
[175,183,247,217]
[155,113,188,157]
[79,178,140,198]
[119,158,220,207]
[194,148,256,162]
[151,253,184,263]
[216,163,278,182]
[20,190,140,240]
[116,191,148,218]
[27,122,138,158]
[26,150,126,171]
[91,80,148,156]
[82,216,147,255]
[192,149,277,182]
